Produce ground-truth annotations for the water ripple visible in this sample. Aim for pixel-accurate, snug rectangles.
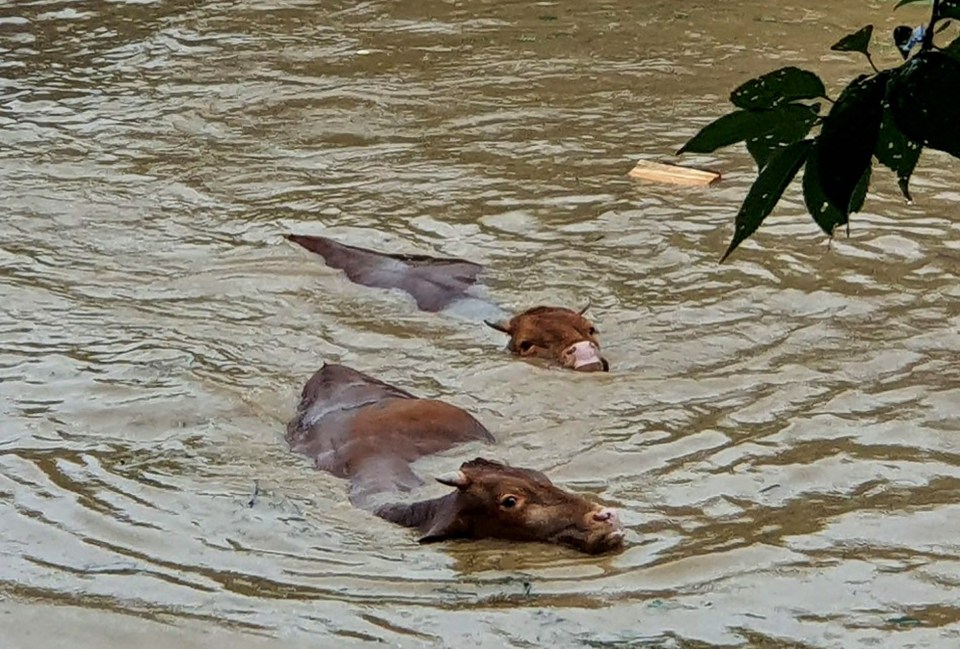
[1,0,959,647]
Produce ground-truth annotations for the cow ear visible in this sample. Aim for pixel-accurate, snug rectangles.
[484,319,510,334]
[418,505,467,544]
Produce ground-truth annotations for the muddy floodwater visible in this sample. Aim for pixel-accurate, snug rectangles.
[1,0,959,647]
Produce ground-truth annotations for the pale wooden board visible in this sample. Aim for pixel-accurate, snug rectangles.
[627,160,721,187]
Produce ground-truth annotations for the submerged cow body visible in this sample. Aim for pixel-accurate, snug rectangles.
[287,234,608,372]
[286,363,625,554]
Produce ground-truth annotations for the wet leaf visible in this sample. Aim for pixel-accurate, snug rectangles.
[887,51,960,157]
[875,104,922,201]
[720,139,812,262]
[730,66,827,110]
[802,159,840,237]
[680,104,819,155]
[849,164,872,215]
[803,144,871,236]
[939,0,960,20]
[813,72,887,216]
[746,103,820,170]
[945,33,960,60]
[894,0,960,17]
[831,25,874,55]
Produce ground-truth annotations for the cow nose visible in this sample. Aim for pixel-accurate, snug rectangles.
[563,341,606,372]
[592,507,620,525]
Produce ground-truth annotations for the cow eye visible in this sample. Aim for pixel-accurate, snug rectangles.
[499,495,519,509]
[588,326,598,335]
[517,340,533,352]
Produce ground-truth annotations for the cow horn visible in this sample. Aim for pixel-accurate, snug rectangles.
[579,299,592,315]
[435,470,470,488]
[484,319,510,334]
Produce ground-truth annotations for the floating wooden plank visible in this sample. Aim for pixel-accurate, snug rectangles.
[627,160,721,187]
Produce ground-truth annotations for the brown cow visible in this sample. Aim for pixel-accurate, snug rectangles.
[286,234,609,372]
[286,363,625,554]
[483,305,608,373]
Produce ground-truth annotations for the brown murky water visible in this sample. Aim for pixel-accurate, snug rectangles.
[2,1,959,647]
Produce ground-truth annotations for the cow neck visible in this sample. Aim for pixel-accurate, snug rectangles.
[375,491,460,532]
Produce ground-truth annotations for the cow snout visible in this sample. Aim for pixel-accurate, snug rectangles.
[563,341,608,372]
[592,507,620,526]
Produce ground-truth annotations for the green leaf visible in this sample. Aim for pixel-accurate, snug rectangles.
[849,164,872,215]
[831,25,874,55]
[746,103,820,170]
[893,0,960,18]
[874,104,922,201]
[814,72,888,215]
[946,33,960,60]
[679,104,820,155]
[803,146,842,235]
[887,51,960,157]
[803,135,873,237]
[720,139,813,262]
[803,146,871,236]
[730,67,827,110]
[939,1,960,20]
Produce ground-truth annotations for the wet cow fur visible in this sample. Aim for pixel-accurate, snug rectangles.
[286,363,625,554]
[286,234,608,372]
[484,305,608,372]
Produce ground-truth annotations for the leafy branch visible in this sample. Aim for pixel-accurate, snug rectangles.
[680,0,960,262]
